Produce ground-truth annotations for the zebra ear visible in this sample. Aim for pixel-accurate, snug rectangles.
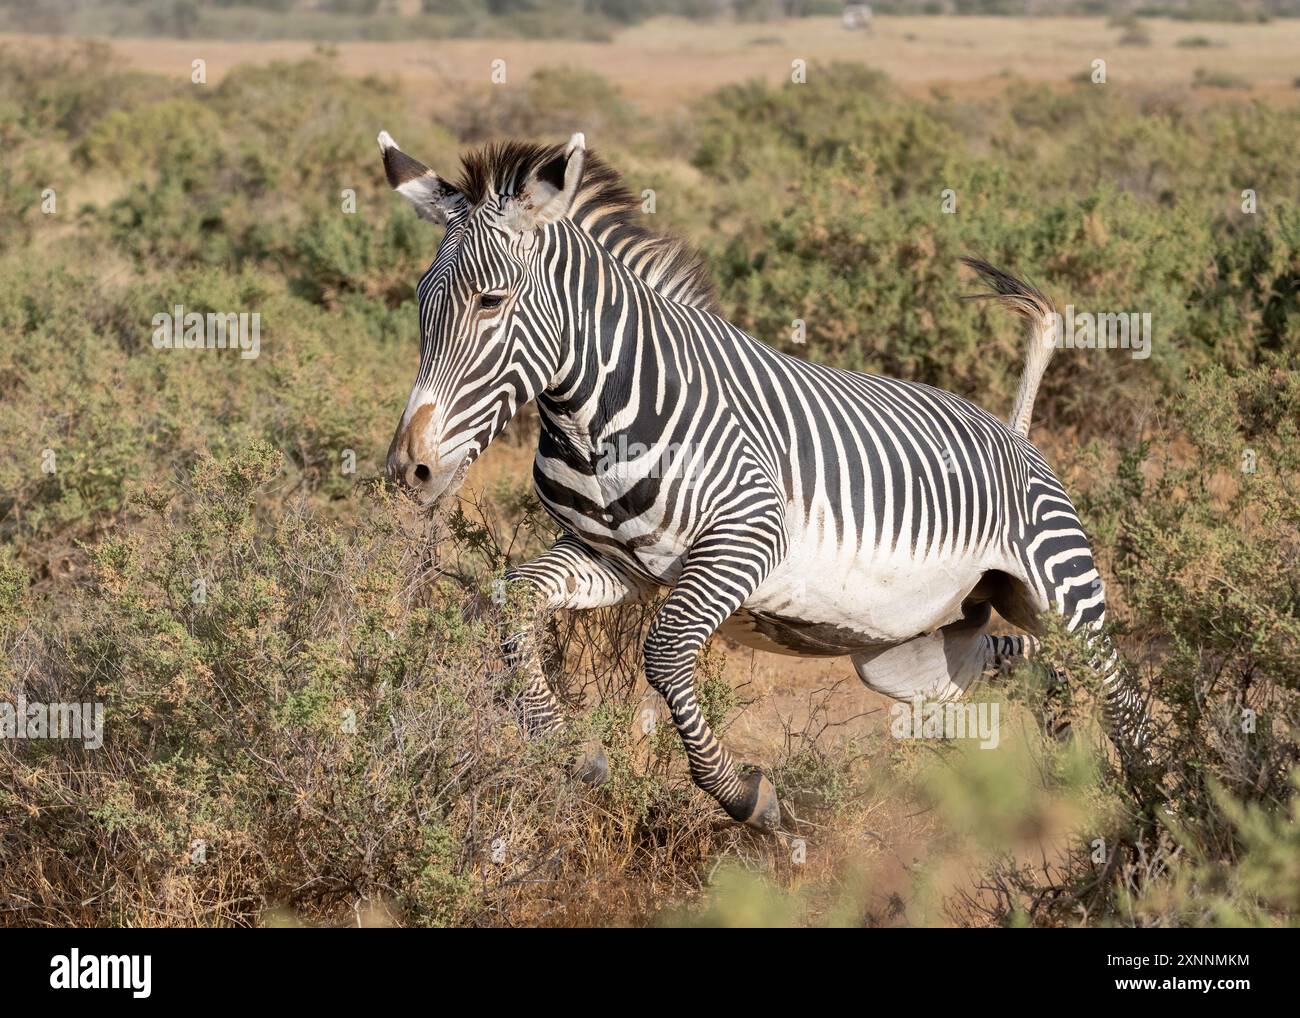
[510,133,586,231]
[378,130,460,225]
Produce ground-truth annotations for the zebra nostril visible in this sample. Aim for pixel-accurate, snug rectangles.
[413,463,431,484]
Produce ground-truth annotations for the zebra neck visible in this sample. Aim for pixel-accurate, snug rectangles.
[532,220,783,476]
[541,223,752,389]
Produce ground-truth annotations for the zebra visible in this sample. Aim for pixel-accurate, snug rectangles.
[378,129,1149,831]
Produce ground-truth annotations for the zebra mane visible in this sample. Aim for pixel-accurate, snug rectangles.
[456,140,720,313]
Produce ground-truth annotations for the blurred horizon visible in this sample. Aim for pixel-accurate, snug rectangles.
[2,8,1297,114]
[0,0,1293,43]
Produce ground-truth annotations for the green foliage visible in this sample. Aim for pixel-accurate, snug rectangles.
[450,66,638,143]
[950,357,1300,926]
[2,46,1299,927]
[690,66,1300,434]
[1,447,734,924]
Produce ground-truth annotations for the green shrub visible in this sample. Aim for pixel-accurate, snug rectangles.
[2,447,800,926]
[3,45,1299,927]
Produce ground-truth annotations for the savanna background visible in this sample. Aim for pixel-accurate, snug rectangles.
[1,0,1298,927]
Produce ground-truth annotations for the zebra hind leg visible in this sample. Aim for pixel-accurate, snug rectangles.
[982,632,1041,675]
[978,630,1078,737]
[1009,501,1152,768]
[851,601,1040,704]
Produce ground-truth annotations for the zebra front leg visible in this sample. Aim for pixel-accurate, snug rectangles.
[504,534,657,782]
[644,518,787,831]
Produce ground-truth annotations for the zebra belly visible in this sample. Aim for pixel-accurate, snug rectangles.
[718,610,880,656]
[739,542,995,652]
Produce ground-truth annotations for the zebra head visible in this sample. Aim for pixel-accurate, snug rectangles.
[379,130,587,505]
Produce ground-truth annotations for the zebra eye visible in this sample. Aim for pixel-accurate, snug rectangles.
[478,292,505,312]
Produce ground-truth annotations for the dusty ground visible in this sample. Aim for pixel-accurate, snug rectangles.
[4,15,1296,115]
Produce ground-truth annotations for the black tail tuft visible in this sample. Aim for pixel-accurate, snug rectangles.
[959,256,1050,306]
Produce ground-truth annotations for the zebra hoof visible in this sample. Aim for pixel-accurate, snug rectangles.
[729,772,781,832]
[572,743,610,786]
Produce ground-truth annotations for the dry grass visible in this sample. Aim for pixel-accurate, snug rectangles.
[4,28,1298,926]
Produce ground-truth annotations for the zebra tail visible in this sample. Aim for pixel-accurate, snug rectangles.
[960,257,1057,438]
